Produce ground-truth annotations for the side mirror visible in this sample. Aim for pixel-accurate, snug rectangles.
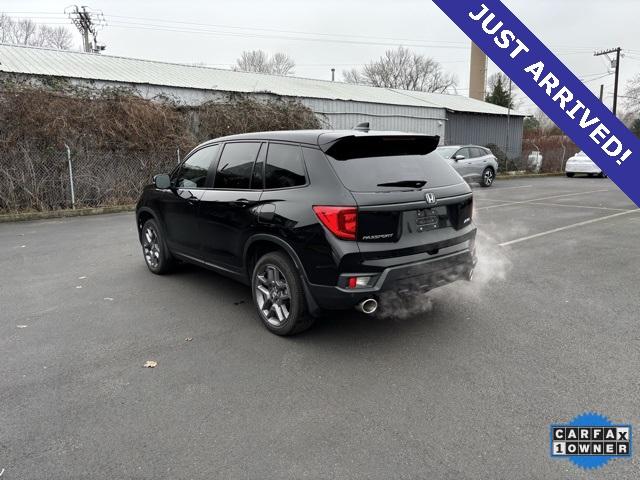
[154,173,171,189]
[454,155,466,161]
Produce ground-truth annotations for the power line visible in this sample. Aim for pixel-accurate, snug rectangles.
[64,6,107,53]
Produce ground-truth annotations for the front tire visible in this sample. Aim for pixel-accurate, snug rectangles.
[251,251,314,335]
[480,167,495,187]
[598,171,608,178]
[141,219,173,274]
[566,172,575,178]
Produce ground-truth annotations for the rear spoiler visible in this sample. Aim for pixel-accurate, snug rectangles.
[322,135,440,160]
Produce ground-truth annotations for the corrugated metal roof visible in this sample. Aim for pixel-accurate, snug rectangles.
[0,43,526,116]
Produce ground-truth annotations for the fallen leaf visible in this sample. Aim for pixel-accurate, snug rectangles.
[78,276,87,280]
[104,297,114,301]
[233,300,245,306]
[143,360,157,368]
[185,337,193,342]
[16,325,28,329]
[76,285,82,289]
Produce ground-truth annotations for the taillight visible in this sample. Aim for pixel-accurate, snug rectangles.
[313,206,357,240]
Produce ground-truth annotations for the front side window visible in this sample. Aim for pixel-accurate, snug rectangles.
[175,144,219,188]
[214,142,261,190]
[265,143,306,189]
[457,147,472,159]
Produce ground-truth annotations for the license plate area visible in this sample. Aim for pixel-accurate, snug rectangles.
[416,208,441,232]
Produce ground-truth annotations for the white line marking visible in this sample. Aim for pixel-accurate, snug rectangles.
[487,184,533,191]
[525,202,631,212]
[477,189,611,211]
[499,209,640,247]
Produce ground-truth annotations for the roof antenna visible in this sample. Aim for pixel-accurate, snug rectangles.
[353,122,370,132]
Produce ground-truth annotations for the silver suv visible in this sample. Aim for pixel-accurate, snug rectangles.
[436,145,499,187]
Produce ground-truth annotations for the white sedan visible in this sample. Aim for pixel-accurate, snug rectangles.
[565,151,607,178]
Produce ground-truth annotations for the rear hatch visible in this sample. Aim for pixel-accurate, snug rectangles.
[323,134,474,258]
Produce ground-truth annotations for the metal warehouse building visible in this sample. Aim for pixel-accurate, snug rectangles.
[0,44,525,157]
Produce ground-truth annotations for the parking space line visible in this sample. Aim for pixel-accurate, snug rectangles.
[525,202,631,212]
[485,184,533,191]
[476,189,611,211]
[499,209,640,247]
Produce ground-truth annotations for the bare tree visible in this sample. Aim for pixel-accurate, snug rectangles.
[0,14,73,49]
[343,46,457,93]
[233,50,296,76]
[625,74,640,114]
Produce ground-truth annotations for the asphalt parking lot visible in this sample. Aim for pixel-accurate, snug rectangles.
[1,176,639,479]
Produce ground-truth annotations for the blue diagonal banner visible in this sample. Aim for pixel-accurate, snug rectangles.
[432,0,640,207]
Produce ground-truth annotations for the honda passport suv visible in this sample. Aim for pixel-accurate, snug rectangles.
[136,129,477,335]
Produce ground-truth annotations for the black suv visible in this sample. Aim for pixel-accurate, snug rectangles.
[136,130,477,335]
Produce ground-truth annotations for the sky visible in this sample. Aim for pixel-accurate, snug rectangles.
[3,0,640,114]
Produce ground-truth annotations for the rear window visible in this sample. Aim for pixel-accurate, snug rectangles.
[326,151,463,192]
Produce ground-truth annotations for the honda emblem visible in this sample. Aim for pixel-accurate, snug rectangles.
[425,192,437,205]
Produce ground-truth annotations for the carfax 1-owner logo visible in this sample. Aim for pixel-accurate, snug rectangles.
[550,412,632,470]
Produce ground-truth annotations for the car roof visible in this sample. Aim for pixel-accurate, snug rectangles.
[201,129,438,148]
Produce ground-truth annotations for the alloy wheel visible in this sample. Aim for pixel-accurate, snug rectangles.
[483,169,494,186]
[255,264,291,326]
[142,226,161,269]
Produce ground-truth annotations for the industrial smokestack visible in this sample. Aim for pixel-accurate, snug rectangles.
[469,42,487,100]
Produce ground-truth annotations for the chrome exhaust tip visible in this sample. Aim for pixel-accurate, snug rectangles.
[356,298,378,315]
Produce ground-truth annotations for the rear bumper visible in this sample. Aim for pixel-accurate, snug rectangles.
[306,248,477,310]
[565,164,601,174]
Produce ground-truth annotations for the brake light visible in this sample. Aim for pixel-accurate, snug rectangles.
[313,206,357,240]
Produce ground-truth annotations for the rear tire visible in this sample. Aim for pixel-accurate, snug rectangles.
[251,251,315,336]
[598,172,608,178]
[480,167,495,187]
[566,172,575,178]
[141,219,173,274]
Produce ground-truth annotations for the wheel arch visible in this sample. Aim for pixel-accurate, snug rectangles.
[244,234,321,316]
[136,207,160,240]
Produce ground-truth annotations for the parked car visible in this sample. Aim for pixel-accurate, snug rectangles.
[435,145,499,187]
[565,151,607,178]
[136,130,477,335]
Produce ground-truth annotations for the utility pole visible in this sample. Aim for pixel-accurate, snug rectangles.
[504,78,512,172]
[594,47,621,115]
[599,84,604,102]
[66,5,107,53]
[331,68,335,82]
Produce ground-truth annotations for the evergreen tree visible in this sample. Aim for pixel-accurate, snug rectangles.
[485,73,515,109]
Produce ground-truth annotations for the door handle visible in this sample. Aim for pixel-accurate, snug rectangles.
[231,198,250,208]
[177,189,199,202]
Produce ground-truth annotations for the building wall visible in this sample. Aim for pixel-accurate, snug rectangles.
[2,73,524,154]
[301,97,447,139]
[445,111,524,158]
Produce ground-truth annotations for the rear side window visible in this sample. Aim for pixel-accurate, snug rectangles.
[176,145,218,188]
[471,147,486,158]
[214,142,261,190]
[265,143,306,189]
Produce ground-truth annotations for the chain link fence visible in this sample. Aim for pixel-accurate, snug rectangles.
[0,147,180,213]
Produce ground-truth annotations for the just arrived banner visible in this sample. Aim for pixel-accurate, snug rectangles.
[432,0,640,207]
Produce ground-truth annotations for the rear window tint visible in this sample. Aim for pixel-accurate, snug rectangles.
[265,143,306,189]
[326,151,463,192]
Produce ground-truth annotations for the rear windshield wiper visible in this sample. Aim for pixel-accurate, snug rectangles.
[376,180,427,188]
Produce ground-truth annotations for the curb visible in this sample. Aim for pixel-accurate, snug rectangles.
[496,173,564,180]
[0,205,135,223]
